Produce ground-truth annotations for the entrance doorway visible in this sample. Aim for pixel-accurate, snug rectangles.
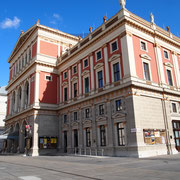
[172,120,180,151]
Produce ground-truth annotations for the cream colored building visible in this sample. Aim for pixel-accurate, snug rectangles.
[4,1,180,157]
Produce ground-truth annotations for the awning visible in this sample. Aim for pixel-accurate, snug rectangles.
[0,134,19,140]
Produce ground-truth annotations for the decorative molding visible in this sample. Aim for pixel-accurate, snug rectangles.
[94,62,104,70]
[81,70,90,76]
[140,54,152,61]
[108,54,121,62]
[62,81,68,86]
[71,76,78,82]
[164,62,173,68]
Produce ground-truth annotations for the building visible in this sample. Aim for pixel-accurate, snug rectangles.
[4,1,180,157]
[0,86,7,150]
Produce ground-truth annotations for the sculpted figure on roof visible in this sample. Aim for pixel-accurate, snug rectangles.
[119,0,126,9]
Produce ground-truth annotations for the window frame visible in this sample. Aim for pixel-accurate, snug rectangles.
[64,114,67,124]
[100,125,106,146]
[99,104,105,115]
[84,76,90,94]
[172,102,178,113]
[63,71,68,80]
[45,75,52,81]
[95,49,102,61]
[64,87,68,102]
[86,127,91,147]
[110,39,118,53]
[83,58,89,69]
[166,68,173,86]
[140,40,148,52]
[73,81,78,98]
[72,65,77,75]
[74,111,78,121]
[85,108,90,118]
[116,100,122,111]
[163,49,169,60]
[117,122,125,146]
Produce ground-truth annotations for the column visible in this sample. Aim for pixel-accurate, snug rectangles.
[172,52,180,88]
[121,32,137,78]
[34,71,40,107]
[154,43,166,85]
[31,112,39,156]
[103,44,110,86]
[78,61,82,96]
[90,54,95,93]
[58,114,62,152]
[59,73,62,103]
[67,112,72,153]
[68,68,71,100]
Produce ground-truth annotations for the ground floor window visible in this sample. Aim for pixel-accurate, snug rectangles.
[117,123,125,146]
[172,121,180,151]
[143,129,166,145]
[100,125,106,146]
[39,137,57,149]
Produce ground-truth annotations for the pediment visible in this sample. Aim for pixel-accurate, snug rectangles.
[140,54,151,60]
[94,63,104,70]
[96,116,107,122]
[62,81,68,86]
[9,24,37,61]
[81,70,90,76]
[108,54,120,62]
[112,112,126,119]
[83,119,92,125]
[164,62,173,68]
[71,76,78,82]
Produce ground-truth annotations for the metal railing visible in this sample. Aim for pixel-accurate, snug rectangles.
[74,147,104,157]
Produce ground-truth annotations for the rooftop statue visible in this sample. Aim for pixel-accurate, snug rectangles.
[119,0,126,9]
[150,13,155,24]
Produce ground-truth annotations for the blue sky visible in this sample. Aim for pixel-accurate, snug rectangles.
[0,0,179,87]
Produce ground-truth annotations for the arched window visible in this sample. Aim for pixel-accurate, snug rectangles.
[12,91,16,114]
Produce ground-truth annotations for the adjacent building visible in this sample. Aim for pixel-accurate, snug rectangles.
[0,86,7,150]
[4,1,180,157]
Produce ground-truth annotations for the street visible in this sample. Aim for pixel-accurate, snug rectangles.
[0,154,180,180]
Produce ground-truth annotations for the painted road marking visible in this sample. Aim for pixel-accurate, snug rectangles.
[19,176,41,180]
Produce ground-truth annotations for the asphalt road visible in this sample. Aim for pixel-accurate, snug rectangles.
[0,153,180,180]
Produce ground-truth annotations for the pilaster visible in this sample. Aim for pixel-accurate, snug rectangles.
[120,32,137,78]
[34,71,40,106]
[68,68,71,100]
[90,54,95,93]
[103,44,110,85]
[78,61,82,96]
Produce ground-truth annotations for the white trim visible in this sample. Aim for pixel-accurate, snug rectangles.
[163,49,170,60]
[96,67,104,89]
[110,39,119,54]
[110,58,121,82]
[165,67,174,86]
[83,58,89,69]
[72,64,77,75]
[171,102,178,114]
[45,74,52,81]
[142,59,152,81]
[95,49,102,62]
[140,40,148,52]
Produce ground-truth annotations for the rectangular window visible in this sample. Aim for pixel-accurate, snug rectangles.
[111,41,118,52]
[64,115,67,124]
[143,62,150,81]
[96,50,102,61]
[73,83,77,98]
[64,72,67,79]
[99,104,104,115]
[141,41,147,51]
[45,75,52,81]
[73,66,77,74]
[85,108,90,118]
[64,87,68,101]
[84,59,88,68]
[164,50,169,59]
[29,49,32,61]
[167,69,173,86]
[172,103,177,113]
[113,62,120,82]
[116,100,122,111]
[117,123,125,146]
[98,71,103,88]
[100,125,106,146]
[86,128,91,147]
[74,112,78,121]
[85,77,89,93]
